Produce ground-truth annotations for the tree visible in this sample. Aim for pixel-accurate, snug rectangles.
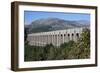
[68,28,90,59]
[24,27,29,44]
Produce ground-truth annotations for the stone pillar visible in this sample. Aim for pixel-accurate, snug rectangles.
[44,35,45,46]
[58,34,61,46]
[64,34,66,43]
[58,34,60,46]
[40,35,42,46]
[70,33,72,41]
[35,36,37,46]
[68,34,70,42]
[38,35,40,46]
[51,34,53,46]
[42,35,44,46]
[34,36,36,46]
[47,35,49,44]
[62,33,64,43]
[53,34,55,46]
[72,33,74,41]
[55,35,57,46]
[37,35,38,46]
[48,35,50,44]
[60,34,63,45]
[32,36,34,46]
[65,32,68,42]
[56,34,58,46]
[46,35,48,44]
[41,35,43,46]
[45,35,47,45]
[50,35,52,45]
[53,34,56,46]
[52,35,54,46]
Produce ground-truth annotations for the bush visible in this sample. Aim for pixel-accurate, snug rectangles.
[24,28,90,61]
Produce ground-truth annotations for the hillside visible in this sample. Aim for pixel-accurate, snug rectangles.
[25,18,90,33]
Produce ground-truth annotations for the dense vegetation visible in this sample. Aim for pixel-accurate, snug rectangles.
[24,28,90,61]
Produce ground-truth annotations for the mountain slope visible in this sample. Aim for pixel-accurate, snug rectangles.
[25,18,90,33]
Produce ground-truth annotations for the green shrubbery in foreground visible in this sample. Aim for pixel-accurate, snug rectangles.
[24,28,90,61]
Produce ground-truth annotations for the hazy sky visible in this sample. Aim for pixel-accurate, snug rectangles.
[24,11,90,25]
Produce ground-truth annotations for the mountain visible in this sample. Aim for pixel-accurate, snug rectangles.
[25,18,90,33]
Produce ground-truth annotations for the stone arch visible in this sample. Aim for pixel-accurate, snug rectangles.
[64,34,66,36]
[68,33,70,41]
[76,33,79,39]
[68,34,70,36]
[64,32,68,42]
[60,34,63,44]
[72,33,74,40]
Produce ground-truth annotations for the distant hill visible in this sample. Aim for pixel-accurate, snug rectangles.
[25,18,90,33]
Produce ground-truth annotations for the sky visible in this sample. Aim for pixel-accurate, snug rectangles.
[24,11,90,25]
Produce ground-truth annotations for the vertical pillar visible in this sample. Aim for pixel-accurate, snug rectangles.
[50,35,52,45]
[70,33,72,41]
[72,33,74,41]
[40,35,42,46]
[37,35,38,46]
[65,32,68,42]
[52,34,53,45]
[41,35,43,46]
[54,34,56,46]
[51,34,53,46]
[58,34,60,46]
[43,35,44,46]
[34,36,35,46]
[55,35,57,46]
[60,33,62,46]
[38,35,39,46]
[48,34,50,44]
[35,36,37,46]
[47,35,49,44]
[64,34,66,43]
[53,34,55,46]
[56,34,58,46]
[46,35,48,45]
[59,34,61,46]
[45,35,47,45]
[62,33,64,43]
[68,34,70,42]
[45,35,46,46]
[32,36,34,46]
[44,35,45,46]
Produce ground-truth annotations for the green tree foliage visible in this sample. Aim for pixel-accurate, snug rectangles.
[68,28,90,59]
[24,27,29,44]
[24,28,90,61]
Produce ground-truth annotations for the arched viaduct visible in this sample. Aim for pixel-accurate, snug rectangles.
[27,27,85,46]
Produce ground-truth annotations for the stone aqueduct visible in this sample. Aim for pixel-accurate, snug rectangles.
[27,27,85,47]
